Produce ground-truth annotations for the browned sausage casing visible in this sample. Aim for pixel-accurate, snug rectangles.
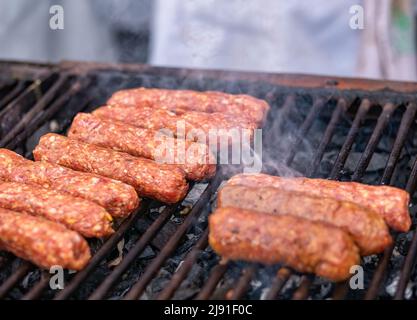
[0,181,114,238]
[227,173,411,232]
[209,207,360,282]
[68,113,216,181]
[0,208,91,270]
[33,134,189,204]
[217,185,392,255]
[92,104,257,144]
[0,148,139,218]
[107,88,270,126]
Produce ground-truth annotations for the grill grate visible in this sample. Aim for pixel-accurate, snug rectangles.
[0,61,417,300]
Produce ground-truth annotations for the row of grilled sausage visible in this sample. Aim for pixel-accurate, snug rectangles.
[209,173,411,281]
[0,88,270,271]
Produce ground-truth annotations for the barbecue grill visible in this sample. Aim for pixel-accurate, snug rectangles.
[0,60,416,300]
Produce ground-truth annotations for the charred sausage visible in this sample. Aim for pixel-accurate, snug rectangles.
[107,87,270,126]
[0,208,91,270]
[217,184,392,255]
[0,148,139,218]
[68,113,216,181]
[33,134,189,204]
[227,173,411,232]
[209,207,360,282]
[0,181,114,238]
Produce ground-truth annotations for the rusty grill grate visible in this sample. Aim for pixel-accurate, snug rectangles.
[0,61,417,300]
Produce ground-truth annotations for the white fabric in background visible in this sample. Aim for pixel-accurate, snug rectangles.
[0,0,116,63]
[150,0,361,77]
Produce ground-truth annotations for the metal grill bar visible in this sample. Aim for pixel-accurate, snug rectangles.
[330,101,417,300]
[54,202,150,300]
[0,81,27,110]
[88,204,178,300]
[362,103,417,300]
[195,263,228,300]
[395,156,417,299]
[10,80,88,151]
[227,265,257,300]
[0,262,32,299]
[21,272,49,300]
[0,76,68,148]
[285,97,325,165]
[381,103,417,184]
[4,78,87,150]
[292,276,312,300]
[352,103,396,182]
[332,281,349,300]
[264,268,291,300]
[124,175,223,300]
[364,244,394,300]
[157,229,209,300]
[395,232,417,299]
[308,98,346,176]
[330,99,371,180]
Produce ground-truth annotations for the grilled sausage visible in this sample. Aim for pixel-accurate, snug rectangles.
[209,207,360,282]
[0,208,91,270]
[217,185,392,255]
[33,134,189,204]
[0,148,139,218]
[68,113,216,181]
[92,104,257,144]
[227,173,411,232]
[0,181,114,238]
[107,87,270,126]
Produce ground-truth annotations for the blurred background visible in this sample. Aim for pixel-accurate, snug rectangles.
[0,0,416,80]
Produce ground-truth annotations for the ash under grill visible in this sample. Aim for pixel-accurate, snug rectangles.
[0,60,417,300]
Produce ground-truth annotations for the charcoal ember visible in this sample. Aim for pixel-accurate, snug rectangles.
[135,215,154,234]
[174,234,201,256]
[7,269,42,300]
[198,249,219,271]
[139,246,155,260]
[21,269,42,289]
[170,215,184,225]
[0,251,10,269]
[344,152,388,173]
[182,183,208,207]
[377,135,396,153]
[363,254,379,268]
[244,265,274,299]
[385,273,413,299]
[146,268,172,297]
[150,220,179,251]
[210,277,235,300]
[331,132,350,147]
[172,264,205,299]
[88,238,106,255]
[26,122,52,152]
[409,203,417,219]
[412,270,417,299]
[396,232,413,256]
[309,278,332,299]
[365,153,389,172]
[124,234,140,252]
[149,205,167,217]
[111,262,147,298]
[278,274,302,299]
